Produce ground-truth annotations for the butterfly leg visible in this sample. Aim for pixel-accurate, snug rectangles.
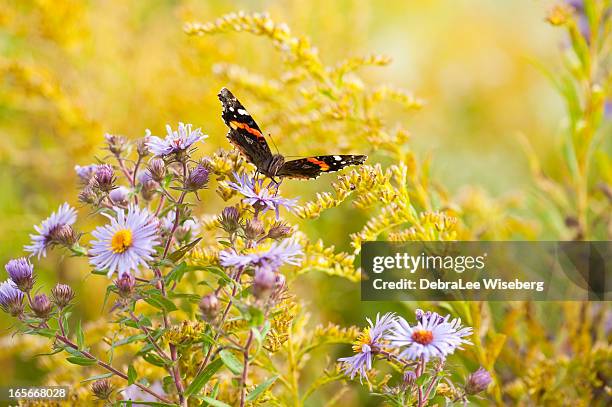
[269,178,283,195]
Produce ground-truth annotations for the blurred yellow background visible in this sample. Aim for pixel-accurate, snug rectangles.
[1,0,602,402]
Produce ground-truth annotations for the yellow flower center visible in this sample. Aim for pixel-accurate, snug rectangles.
[352,327,371,352]
[411,329,434,345]
[111,229,133,253]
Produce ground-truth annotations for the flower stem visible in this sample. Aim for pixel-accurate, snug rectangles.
[240,330,254,407]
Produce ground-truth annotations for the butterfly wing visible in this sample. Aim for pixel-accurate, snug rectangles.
[218,88,273,168]
[277,155,367,179]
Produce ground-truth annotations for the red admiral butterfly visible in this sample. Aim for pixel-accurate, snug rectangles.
[218,88,367,182]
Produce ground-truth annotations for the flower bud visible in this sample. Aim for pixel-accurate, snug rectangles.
[115,273,136,298]
[5,257,34,292]
[94,164,116,192]
[199,293,219,320]
[267,221,292,239]
[78,185,98,204]
[91,378,113,400]
[32,294,53,319]
[74,164,98,183]
[51,224,78,246]
[402,370,417,388]
[0,279,24,316]
[185,163,210,191]
[218,206,241,233]
[105,133,127,155]
[138,171,157,201]
[245,219,265,240]
[147,158,166,182]
[465,367,492,395]
[51,283,75,309]
[109,186,130,205]
[175,219,199,242]
[136,136,150,157]
[253,268,276,299]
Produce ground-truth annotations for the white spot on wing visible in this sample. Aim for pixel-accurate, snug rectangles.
[333,155,342,161]
[237,108,249,115]
[229,107,235,111]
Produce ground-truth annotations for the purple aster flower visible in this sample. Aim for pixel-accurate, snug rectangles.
[337,313,397,382]
[0,279,24,316]
[386,312,472,362]
[146,122,207,157]
[219,239,302,271]
[24,203,78,259]
[5,257,34,292]
[74,164,99,183]
[228,173,297,219]
[89,205,160,278]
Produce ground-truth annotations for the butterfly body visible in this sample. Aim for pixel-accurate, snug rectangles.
[218,88,367,180]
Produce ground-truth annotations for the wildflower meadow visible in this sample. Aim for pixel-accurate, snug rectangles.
[0,1,610,406]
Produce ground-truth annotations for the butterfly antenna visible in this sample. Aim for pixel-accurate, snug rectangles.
[268,133,280,155]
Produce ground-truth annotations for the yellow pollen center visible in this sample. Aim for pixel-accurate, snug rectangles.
[411,329,434,345]
[111,229,133,253]
[352,327,371,352]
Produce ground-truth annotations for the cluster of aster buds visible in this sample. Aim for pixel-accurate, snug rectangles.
[199,293,219,320]
[185,162,210,191]
[5,257,34,292]
[91,378,113,400]
[105,133,127,156]
[465,367,492,395]
[51,283,75,309]
[93,164,116,192]
[115,273,135,298]
[32,294,53,319]
[218,206,241,233]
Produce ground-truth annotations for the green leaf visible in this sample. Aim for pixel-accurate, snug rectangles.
[128,364,137,385]
[113,334,148,347]
[142,352,168,367]
[197,396,231,407]
[246,375,278,402]
[184,358,223,398]
[165,261,188,284]
[167,238,202,262]
[76,319,84,349]
[219,349,243,375]
[144,294,178,313]
[81,373,114,383]
[66,356,97,366]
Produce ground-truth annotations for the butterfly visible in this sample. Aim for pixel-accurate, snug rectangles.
[218,88,367,182]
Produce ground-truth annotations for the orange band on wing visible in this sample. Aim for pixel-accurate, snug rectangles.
[306,157,330,171]
[230,121,266,140]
